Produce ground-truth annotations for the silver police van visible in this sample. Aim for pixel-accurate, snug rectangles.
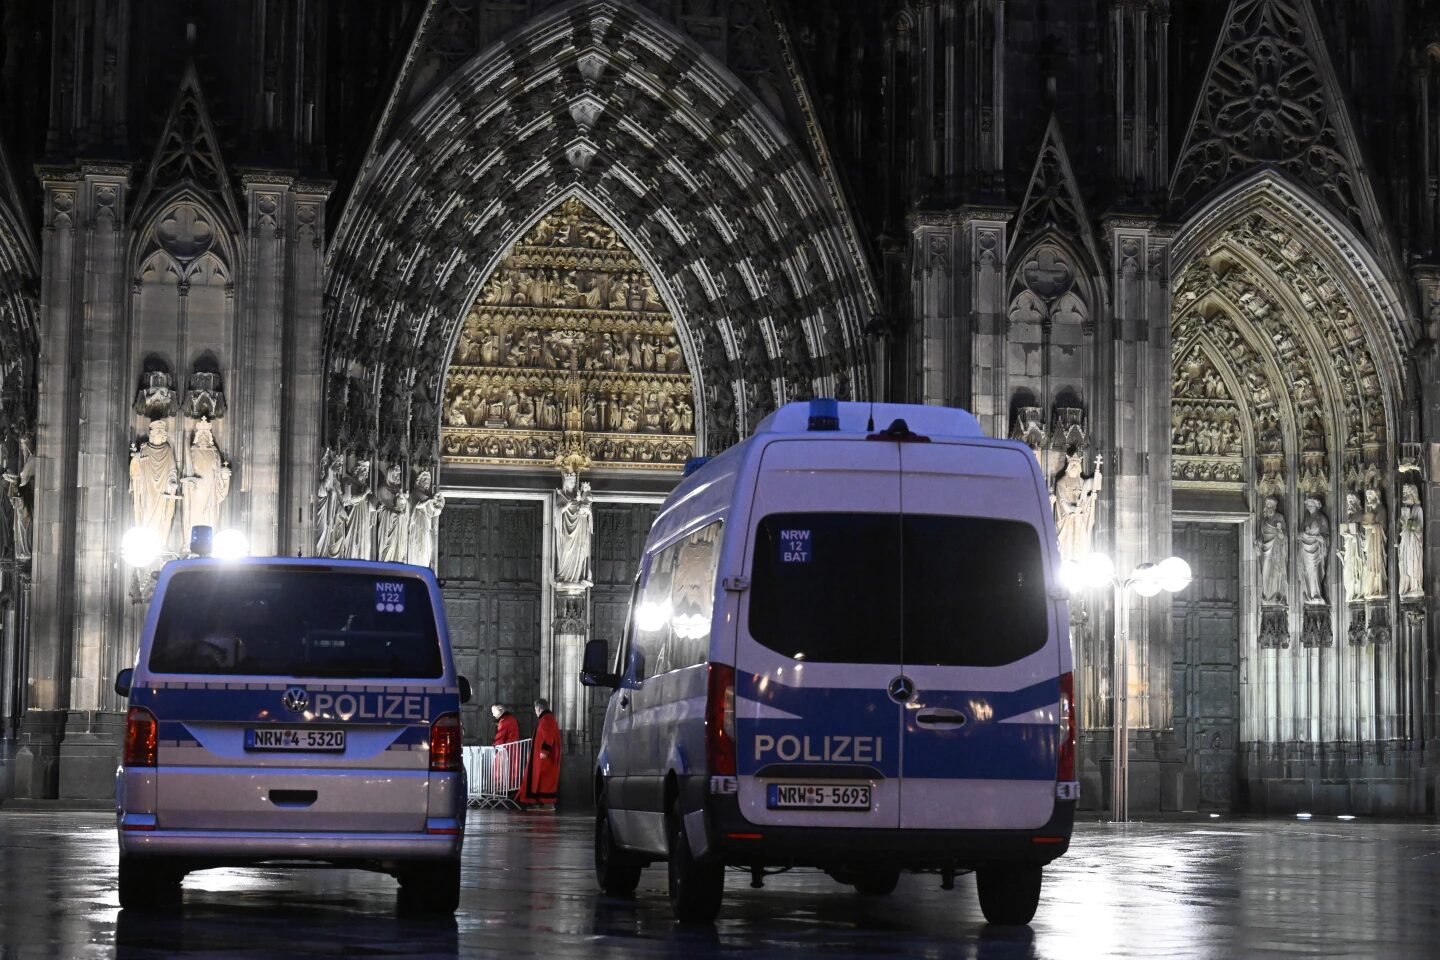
[114,557,470,913]
[581,400,1077,925]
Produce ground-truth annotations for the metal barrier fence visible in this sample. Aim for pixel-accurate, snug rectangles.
[463,739,532,809]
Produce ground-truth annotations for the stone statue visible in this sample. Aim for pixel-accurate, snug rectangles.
[1052,453,1102,563]
[315,449,343,558]
[408,470,446,569]
[554,471,594,586]
[129,420,180,553]
[1338,492,1364,604]
[1258,496,1288,604]
[1296,496,1329,604]
[2,434,33,563]
[376,462,409,563]
[181,418,231,544]
[338,457,374,560]
[1361,487,1387,599]
[1398,483,1423,599]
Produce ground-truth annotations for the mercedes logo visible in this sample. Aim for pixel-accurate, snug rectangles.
[887,675,915,703]
[282,687,309,713]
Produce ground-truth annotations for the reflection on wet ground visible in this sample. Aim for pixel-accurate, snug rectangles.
[1,810,1437,959]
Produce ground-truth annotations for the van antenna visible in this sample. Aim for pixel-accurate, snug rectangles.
[867,400,875,433]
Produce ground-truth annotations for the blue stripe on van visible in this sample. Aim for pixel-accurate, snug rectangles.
[130,686,456,725]
[736,673,901,779]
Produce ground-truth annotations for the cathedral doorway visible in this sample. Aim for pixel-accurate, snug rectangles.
[1170,522,1243,811]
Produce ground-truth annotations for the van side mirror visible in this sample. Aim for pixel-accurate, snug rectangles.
[114,668,134,699]
[458,676,473,704]
[580,639,618,689]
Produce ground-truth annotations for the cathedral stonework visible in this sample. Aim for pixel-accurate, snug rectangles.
[441,199,697,471]
[2,0,1440,816]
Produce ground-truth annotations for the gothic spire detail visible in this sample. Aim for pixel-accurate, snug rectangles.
[132,62,239,228]
[1009,115,1098,266]
[1170,0,1377,239]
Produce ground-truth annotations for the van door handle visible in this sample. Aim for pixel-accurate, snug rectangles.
[915,708,967,727]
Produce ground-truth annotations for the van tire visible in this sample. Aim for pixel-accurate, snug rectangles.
[117,857,182,911]
[595,805,642,895]
[851,868,900,896]
[975,863,1042,925]
[397,860,462,915]
[666,803,723,924]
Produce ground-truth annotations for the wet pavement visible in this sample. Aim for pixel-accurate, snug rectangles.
[0,810,1437,959]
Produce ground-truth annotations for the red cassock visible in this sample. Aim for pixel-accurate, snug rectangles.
[492,712,521,792]
[518,710,562,806]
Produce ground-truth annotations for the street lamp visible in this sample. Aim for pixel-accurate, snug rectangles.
[1061,550,1191,822]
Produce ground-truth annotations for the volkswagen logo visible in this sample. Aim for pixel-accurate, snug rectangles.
[887,675,915,703]
[282,687,309,713]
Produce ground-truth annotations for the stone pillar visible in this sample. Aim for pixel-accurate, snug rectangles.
[283,182,332,557]
[238,173,294,558]
[959,208,1011,437]
[1411,267,1440,760]
[908,213,959,406]
[1103,216,1173,810]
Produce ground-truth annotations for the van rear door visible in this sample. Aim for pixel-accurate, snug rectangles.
[896,442,1063,831]
[736,439,903,830]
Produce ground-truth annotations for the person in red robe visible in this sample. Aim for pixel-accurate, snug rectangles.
[491,704,521,795]
[518,698,561,809]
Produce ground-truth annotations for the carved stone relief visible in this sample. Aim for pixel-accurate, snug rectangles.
[441,199,697,471]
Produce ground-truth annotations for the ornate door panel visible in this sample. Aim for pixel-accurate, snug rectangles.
[438,499,544,742]
[1171,523,1242,811]
[586,502,660,740]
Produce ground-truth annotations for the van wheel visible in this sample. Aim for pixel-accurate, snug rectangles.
[117,857,182,911]
[666,803,723,924]
[397,860,461,915]
[595,804,642,895]
[975,863,1042,925]
[852,868,900,897]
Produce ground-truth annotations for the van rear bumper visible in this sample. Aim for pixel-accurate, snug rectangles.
[117,829,462,865]
[703,794,1074,870]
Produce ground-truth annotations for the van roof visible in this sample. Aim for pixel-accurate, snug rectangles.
[752,401,984,438]
[157,557,439,577]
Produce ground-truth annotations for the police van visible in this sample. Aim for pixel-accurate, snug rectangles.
[581,400,1077,925]
[114,556,470,913]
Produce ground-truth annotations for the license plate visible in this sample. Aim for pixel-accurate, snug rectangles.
[766,783,872,810]
[245,728,346,752]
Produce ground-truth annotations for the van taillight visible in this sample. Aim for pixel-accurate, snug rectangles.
[1058,672,1076,783]
[430,713,462,772]
[123,707,158,768]
[706,663,736,776]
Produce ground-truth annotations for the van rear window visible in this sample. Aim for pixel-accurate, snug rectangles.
[749,513,1049,667]
[148,569,443,679]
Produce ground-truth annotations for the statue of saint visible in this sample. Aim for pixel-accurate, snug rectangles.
[315,449,343,558]
[1258,496,1288,604]
[1296,496,1329,603]
[1337,492,1364,604]
[408,470,446,569]
[1398,483,1424,599]
[129,419,180,553]
[181,418,231,544]
[376,462,409,563]
[339,457,374,560]
[3,434,33,563]
[1361,487,1388,599]
[1052,454,1103,563]
[554,471,594,586]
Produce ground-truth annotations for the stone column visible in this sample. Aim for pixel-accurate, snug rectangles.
[1103,215,1173,810]
[283,181,332,557]
[1411,267,1440,756]
[238,173,293,557]
[959,208,1011,437]
[908,213,959,406]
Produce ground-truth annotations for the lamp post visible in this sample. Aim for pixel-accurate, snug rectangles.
[1060,552,1191,823]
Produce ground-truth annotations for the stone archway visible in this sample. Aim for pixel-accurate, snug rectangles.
[323,0,875,488]
[1169,172,1420,810]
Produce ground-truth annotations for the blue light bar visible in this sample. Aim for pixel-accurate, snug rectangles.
[807,397,840,431]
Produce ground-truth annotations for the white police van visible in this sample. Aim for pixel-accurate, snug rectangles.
[114,556,470,913]
[581,400,1077,925]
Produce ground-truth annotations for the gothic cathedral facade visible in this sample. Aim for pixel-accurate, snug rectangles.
[2,0,1439,814]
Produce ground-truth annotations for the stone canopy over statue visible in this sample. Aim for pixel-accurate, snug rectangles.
[1052,453,1102,563]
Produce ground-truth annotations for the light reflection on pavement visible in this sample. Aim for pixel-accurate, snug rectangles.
[1,810,1436,959]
